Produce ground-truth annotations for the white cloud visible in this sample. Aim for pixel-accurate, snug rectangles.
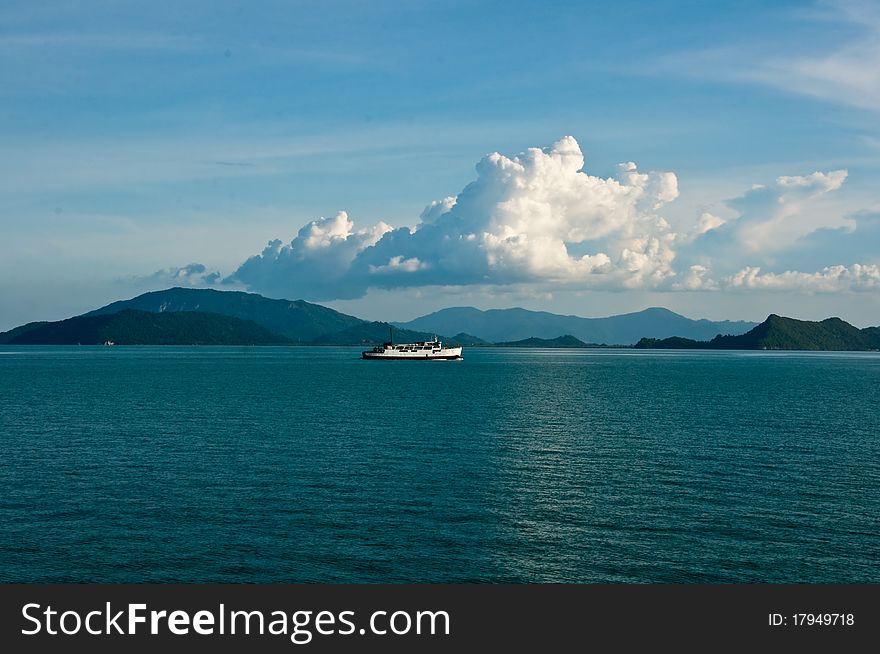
[776,169,848,191]
[136,263,220,286]
[419,196,457,224]
[230,136,682,298]
[369,256,428,274]
[693,211,726,236]
[226,136,879,300]
[684,168,849,264]
[726,264,880,292]
[751,0,880,111]
[673,265,718,291]
[774,210,880,271]
[652,1,880,111]
[228,211,391,299]
[736,170,849,251]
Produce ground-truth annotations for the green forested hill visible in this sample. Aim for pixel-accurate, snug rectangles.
[635,315,880,351]
[0,321,49,344]
[710,315,874,350]
[1,310,292,345]
[861,326,880,347]
[86,287,364,342]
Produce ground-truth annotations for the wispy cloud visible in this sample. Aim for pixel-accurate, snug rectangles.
[654,0,880,111]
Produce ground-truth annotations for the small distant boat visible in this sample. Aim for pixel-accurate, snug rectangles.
[362,328,462,360]
[103,340,115,346]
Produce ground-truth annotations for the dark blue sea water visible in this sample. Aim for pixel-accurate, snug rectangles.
[1,346,878,583]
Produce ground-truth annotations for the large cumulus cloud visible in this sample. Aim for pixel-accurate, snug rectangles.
[225,136,879,299]
[228,136,681,299]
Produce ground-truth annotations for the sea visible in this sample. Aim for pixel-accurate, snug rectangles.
[1,346,878,583]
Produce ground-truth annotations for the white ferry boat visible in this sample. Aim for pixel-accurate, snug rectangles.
[362,329,462,360]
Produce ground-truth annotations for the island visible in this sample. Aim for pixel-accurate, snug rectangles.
[635,315,880,351]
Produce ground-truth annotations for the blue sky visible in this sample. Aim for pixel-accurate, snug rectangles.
[2,0,879,329]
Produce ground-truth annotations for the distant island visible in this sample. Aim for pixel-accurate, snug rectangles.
[494,335,597,348]
[635,315,880,351]
[1,288,877,350]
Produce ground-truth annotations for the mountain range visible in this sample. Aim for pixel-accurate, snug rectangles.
[3,287,873,349]
[395,306,756,345]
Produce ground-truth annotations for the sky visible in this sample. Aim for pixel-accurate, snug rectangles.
[2,0,880,330]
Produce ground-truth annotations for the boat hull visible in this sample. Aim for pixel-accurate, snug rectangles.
[361,337,462,360]
[361,352,462,360]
